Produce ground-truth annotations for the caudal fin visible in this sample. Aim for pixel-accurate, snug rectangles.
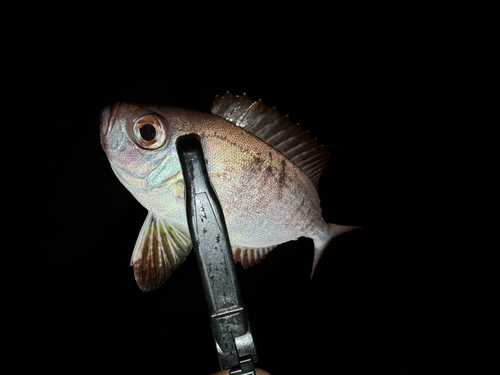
[311,223,361,279]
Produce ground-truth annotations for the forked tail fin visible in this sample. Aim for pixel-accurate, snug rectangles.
[311,223,362,279]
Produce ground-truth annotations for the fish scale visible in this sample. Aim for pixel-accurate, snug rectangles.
[100,94,360,291]
[212,93,330,188]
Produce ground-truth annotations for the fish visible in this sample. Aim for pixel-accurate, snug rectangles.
[100,92,360,291]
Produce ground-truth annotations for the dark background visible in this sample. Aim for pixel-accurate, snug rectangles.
[13,26,441,375]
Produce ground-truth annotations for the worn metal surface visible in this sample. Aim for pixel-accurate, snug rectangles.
[177,137,257,373]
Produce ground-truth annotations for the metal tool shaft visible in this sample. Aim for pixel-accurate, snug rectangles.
[177,136,257,374]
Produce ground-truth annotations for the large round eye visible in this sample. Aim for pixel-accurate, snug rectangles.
[132,114,166,149]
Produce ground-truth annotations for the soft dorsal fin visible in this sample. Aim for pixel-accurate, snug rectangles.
[211,92,330,188]
[130,212,192,292]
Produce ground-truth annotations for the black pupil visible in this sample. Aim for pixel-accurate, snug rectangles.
[140,124,156,141]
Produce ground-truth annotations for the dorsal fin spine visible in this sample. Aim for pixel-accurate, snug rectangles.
[287,139,319,159]
[269,124,303,147]
[236,100,267,128]
[265,128,290,145]
[247,107,280,133]
[211,93,330,188]
[298,157,328,173]
[292,147,325,166]
[308,162,328,176]
[254,116,286,138]
[274,134,300,153]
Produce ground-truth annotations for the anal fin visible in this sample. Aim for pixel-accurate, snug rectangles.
[131,212,192,292]
[232,245,277,268]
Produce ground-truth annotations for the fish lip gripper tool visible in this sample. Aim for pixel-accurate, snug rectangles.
[177,136,258,375]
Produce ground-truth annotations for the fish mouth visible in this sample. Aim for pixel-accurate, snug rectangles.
[100,102,122,150]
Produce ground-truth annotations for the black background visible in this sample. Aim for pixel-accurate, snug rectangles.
[12,24,441,375]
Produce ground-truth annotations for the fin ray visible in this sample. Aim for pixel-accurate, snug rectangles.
[232,245,277,268]
[131,212,192,291]
[211,92,330,188]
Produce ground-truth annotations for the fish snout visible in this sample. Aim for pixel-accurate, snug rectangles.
[100,103,122,152]
[100,106,111,148]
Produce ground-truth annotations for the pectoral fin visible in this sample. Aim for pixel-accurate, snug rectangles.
[131,212,192,292]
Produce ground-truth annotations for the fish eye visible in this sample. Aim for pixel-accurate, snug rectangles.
[132,114,166,150]
[140,124,156,141]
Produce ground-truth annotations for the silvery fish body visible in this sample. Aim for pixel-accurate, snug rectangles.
[100,93,358,291]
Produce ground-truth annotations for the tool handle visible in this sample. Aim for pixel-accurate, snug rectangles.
[177,136,257,374]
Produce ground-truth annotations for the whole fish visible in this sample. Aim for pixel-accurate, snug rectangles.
[100,93,359,291]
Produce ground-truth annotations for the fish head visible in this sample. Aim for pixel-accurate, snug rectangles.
[100,102,181,191]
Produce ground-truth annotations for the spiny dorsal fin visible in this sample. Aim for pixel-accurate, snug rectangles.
[212,92,330,188]
[232,245,276,268]
[131,212,192,292]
